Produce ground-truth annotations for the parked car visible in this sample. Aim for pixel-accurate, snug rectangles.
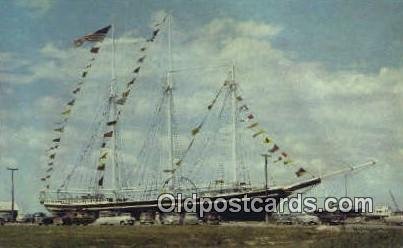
[61,212,96,225]
[31,212,54,225]
[203,213,220,225]
[53,215,70,226]
[295,214,321,225]
[0,213,14,223]
[385,214,403,226]
[183,213,200,225]
[274,214,293,225]
[315,211,346,225]
[161,213,181,225]
[32,212,47,224]
[16,214,34,223]
[0,217,4,225]
[139,211,155,225]
[38,215,54,225]
[93,213,135,225]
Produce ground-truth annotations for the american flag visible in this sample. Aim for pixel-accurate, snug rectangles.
[73,25,111,47]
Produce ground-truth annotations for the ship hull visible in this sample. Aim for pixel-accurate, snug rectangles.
[44,178,321,221]
[45,188,288,221]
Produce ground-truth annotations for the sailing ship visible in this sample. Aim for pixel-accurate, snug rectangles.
[39,16,375,220]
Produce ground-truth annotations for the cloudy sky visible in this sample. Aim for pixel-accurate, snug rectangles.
[1,0,403,211]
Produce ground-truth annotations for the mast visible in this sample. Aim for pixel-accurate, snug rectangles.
[110,24,121,196]
[166,15,175,190]
[231,63,239,186]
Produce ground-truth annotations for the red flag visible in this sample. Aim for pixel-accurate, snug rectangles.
[269,144,279,153]
[90,47,100,53]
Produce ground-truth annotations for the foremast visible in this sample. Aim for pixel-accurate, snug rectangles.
[166,15,176,191]
[109,24,121,197]
[41,16,170,204]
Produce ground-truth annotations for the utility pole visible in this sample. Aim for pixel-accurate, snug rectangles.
[7,167,18,221]
[261,154,270,224]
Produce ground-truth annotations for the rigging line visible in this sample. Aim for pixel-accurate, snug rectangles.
[186,132,213,177]
[218,87,232,119]
[44,40,109,187]
[49,89,108,189]
[47,43,103,143]
[186,97,226,177]
[135,122,161,186]
[62,117,104,189]
[236,84,286,164]
[94,97,115,191]
[238,126,252,184]
[138,102,165,186]
[169,83,228,174]
[124,91,166,186]
[117,123,129,188]
[69,93,109,190]
[169,64,230,74]
[111,15,167,106]
[60,89,111,189]
[93,22,167,184]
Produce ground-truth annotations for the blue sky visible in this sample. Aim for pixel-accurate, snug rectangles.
[1,0,403,211]
[2,1,403,72]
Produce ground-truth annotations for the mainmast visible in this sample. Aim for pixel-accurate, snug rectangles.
[230,63,239,186]
[166,15,176,190]
[110,24,121,196]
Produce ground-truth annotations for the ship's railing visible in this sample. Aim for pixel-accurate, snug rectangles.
[42,186,171,203]
[43,198,111,205]
[42,183,265,204]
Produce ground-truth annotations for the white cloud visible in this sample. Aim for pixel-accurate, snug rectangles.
[15,0,54,16]
[200,18,281,39]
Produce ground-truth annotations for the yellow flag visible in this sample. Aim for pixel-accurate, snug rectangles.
[62,109,71,116]
[252,130,265,138]
[247,122,259,129]
[263,137,272,144]
[97,163,106,171]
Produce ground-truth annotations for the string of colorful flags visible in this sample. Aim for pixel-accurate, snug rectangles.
[236,94,293,165]
[162,79,229,183]
[235,93,308,177]
[167,76,308,178]
[41,25,112,188]
[95,16,168,188]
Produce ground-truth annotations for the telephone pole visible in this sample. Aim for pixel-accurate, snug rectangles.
[7,167,18,221]
[261,154,270,224]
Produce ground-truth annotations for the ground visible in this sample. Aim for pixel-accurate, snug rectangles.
[0,224,402,247]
